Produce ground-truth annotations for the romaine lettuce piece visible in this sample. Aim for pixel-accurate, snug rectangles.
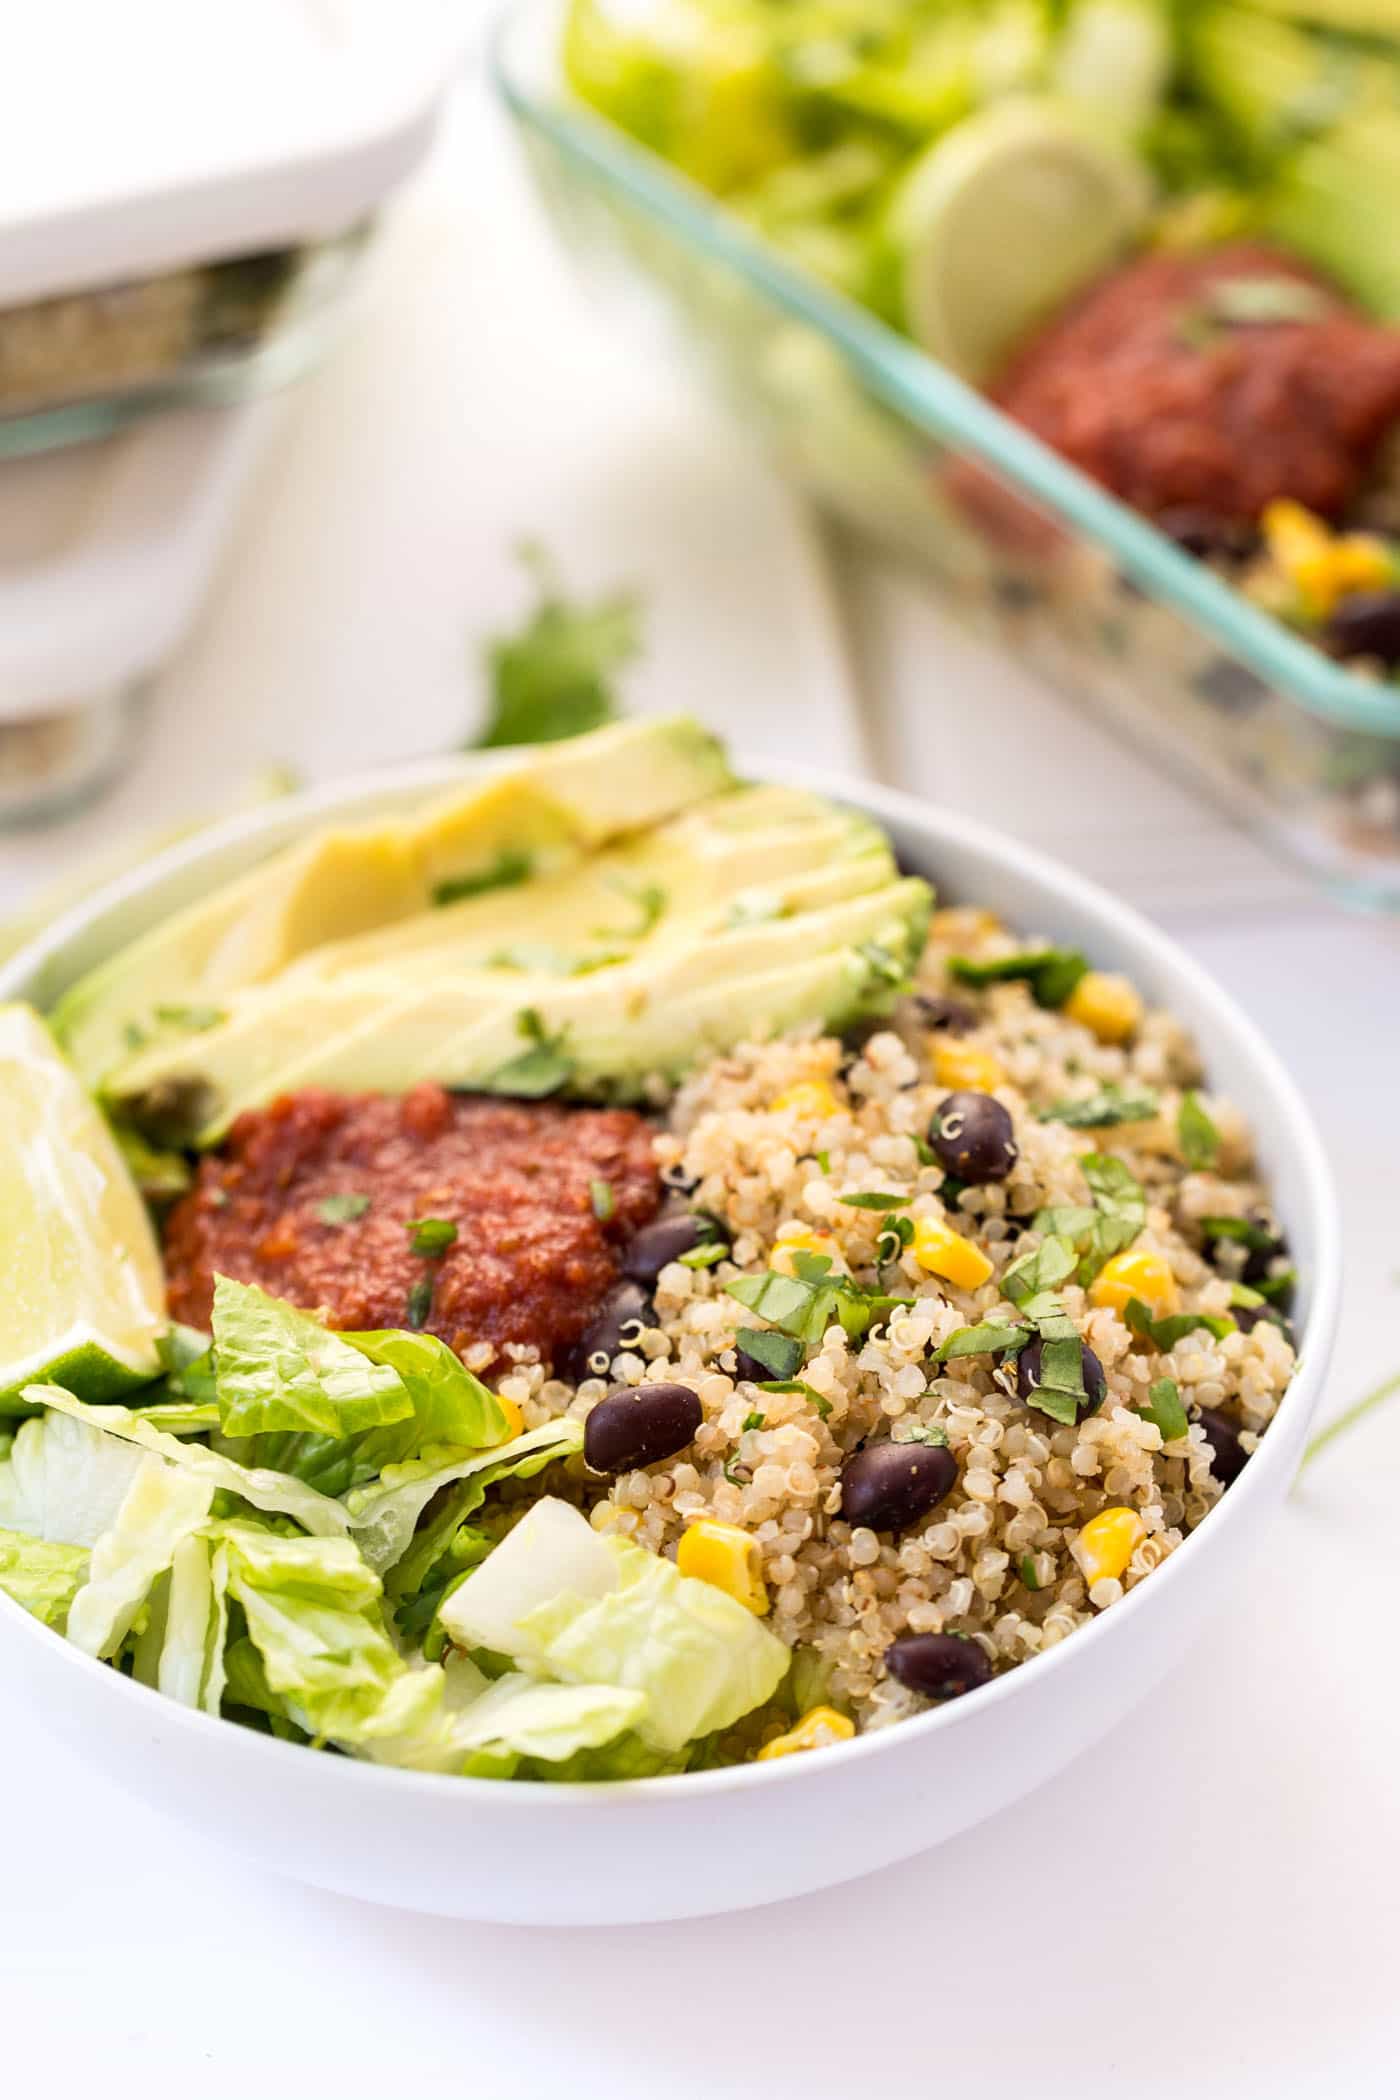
[23,1385,350,1539]
[157,1533,230,1714]
[0,1527,89,1629]
[210,1282,513,1493]
[0,1408,147,1545]
[66,1459,214,1660]
[211,1276,406,1438]
[440,1498,789,1752]
[344,1419,584,1576]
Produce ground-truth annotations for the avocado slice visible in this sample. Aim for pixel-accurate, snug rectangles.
[107,868,931,1144]
[51,716,733,1089]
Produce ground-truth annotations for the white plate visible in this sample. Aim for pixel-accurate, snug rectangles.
[0,757,1341,1924]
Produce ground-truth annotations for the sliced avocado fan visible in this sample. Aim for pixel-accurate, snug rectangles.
[50,717,732,1090]
[100,778,932,1145]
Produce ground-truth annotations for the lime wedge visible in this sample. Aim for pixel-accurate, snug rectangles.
[0,1003,166,1413]
[884,98,1153,383]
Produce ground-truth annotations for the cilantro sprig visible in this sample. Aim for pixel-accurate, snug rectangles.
[949,947,1088,1009]
[1040,1085,1159,1129]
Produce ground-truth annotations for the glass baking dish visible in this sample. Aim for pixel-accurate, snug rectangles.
[494,0,1400,910]
[0,232,366,461]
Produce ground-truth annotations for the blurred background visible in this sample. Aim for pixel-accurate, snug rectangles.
[5,3,1400,2093]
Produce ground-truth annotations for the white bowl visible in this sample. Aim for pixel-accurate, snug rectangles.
[0,758,1341,1925]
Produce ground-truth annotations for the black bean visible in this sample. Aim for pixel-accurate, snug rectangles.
[1206,1212,1287,1287]
[1014,1337,1106,1421]
[558,1280,654,1382]
[621,1210,703,1284]
[1196,1405,1248,1488]
[929,1090,1017,1183]
[1327,590,1400,668]
[839,1442,957,1533]
[914,995,978,1035]
[886,1632,993,1701]
[584,1382,703,1475]
[1232,1301,1295,1347]
[1157,507,1256,563]
[733,1346,773,1385]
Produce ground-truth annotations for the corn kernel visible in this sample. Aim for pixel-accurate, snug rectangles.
[1089,1248,1180,1318]
[911,1217,994,1291]
[772,1228,839,1277]
[1073,1505,1145,1586]
[771,1079,840,1120]
[677,1519,769,1614]
[1064,970,1143,1044]
[493,1395,525,1443]
[933,1040,1006,1092]
[756,1706,855,1760]
[1264,499,1394,618]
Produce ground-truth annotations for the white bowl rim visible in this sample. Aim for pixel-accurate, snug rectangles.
[0,752,1342,1811]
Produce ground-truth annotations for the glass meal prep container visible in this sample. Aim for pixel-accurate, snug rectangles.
[0,0,463,459]
[494,0,1400,910]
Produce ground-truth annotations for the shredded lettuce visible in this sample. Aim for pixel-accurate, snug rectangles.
[24,1385,350,1539]
[66,1459,214,1661]
[0,1409,148,1546]
[211,1276,409,1439]
[441,1498,789,1752]
[344,1418,584,1576]
[0,1528,90,1629]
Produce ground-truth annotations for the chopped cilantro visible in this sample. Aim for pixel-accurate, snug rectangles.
[594,876,667,942]
[838,1191,907,1211]
[406,1217,458,1258]
[934,1316,1028,1363]
[589,1178,615,1222]
[431,848,533,908]
[1001,1233,1078,1305]
[678,1241,729,1269]
[741,1411,767,1433]
[1019,1554,1041,1592]
[1123,1296,1234,1350]
[1255,1267,1296,1305]
[735,1328,804,1380]
[949,947,1088,1009]
[1136,1377,1189,1442]
[1200,1214,1276,1252]
[316,1192,371,1226]
[876,1214,916,1264]
[471,543,641,749]
[758,1379,833,1420]
[1177,1091,1221,1171]
[489,1008,574,1098]
[122,1020,149,1054]
[815,1150,831,1174]
[406,1277,434,1330]
[154,1002,227,1033]
[893,1422,949,1447]
[1040,1085,1159,1128]
[1036,1154,1147,1284]
[728,1257,911,1348]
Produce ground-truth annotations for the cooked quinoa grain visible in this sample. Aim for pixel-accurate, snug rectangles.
[494,911,1296,1740]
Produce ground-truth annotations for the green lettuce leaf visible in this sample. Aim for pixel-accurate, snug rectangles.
[211,1276,408,1438]
[157,1533,230,1713]
[0,1409,148,1545]
[215,1308,513,1497]
[0,1528,90,1629]
[440,1497,789,1753]
[344,1418,584,1576]
[66,1459,215,1660]
[25,1386,351,1539]
[220,1521,442,1746]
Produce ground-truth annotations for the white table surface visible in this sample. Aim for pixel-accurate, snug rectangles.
[6,60,1400,2100]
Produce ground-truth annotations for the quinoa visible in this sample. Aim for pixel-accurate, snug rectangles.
[487,906,1296,1747]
